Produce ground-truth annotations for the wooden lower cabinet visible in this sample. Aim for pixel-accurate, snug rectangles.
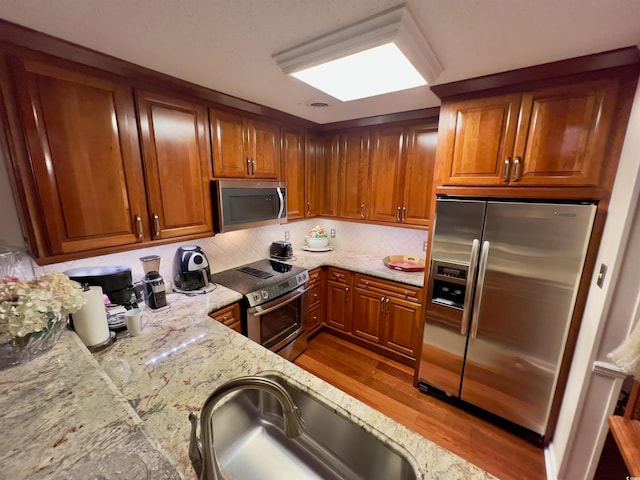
[209,303,241,333]
[313,267,423,365]
[325,268,352,331]
[306,268,325,337]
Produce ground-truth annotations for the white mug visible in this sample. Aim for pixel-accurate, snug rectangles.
[125,308,145,336]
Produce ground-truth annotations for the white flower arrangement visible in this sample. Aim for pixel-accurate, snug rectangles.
[0,272,85,343]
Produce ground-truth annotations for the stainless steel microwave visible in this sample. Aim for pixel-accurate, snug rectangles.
[211,180,287,233]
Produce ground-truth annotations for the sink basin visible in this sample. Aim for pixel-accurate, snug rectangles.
[210,373,418,480]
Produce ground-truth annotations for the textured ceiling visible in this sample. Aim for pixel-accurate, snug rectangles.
[0,0,639,123]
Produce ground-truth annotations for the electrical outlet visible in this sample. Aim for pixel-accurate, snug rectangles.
[284,230,290,241]
[330,228,336,238]
[423,241,427,251]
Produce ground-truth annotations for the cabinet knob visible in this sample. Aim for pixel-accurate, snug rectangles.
[307,201,311,216]
[360,203,365,219]
[251,159,256,175]
[397,206,401,221]
[512,157,522,182]
[502,157,511,182]
[345,286,349,301]
[380,297,385,312]
[402,205,407,222]
[134,215,143,239]
[246,157,251,175]
[153,213,160,237]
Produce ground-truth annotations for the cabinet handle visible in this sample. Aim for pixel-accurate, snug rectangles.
[385,297,390,313]
[246,157,251,175]
[134,215,143,239]
[397,206,401,221]
[512,156,522,182]
[313,293,318,300]
[251,159,256,175]
[153,213,160,237]
[307,201,311,216]
[360,203,365,219]
[345,286,349,301]
[380,297,385,313]
[502,157,511,182]
[402,206,407,222]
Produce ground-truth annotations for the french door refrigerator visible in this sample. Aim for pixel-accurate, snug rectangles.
[418,197,596,441]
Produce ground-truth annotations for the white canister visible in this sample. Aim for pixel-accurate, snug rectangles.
[72,285,111,347]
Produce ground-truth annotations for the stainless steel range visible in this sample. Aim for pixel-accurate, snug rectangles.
[210,259,309,361]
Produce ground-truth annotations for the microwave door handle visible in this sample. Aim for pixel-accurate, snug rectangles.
[470,241,490,339]
[252,286,309,317]
[276,187,285,219]
[461,239,480,336]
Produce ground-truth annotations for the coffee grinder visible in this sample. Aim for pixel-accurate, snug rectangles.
[140,255,167,309]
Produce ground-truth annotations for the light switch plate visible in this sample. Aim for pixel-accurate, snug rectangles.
[284,230,290,241]
[330,228,336,238]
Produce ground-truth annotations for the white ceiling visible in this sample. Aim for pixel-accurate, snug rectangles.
[0,0,639,124]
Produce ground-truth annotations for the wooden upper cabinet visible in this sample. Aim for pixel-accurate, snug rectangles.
[338,131,370,220]
[511,79,618,186]
[440,93,521,186]
[281,127,305,219]
[439,78,619,188]
[210,109,280,179]
[368,126,405,223]
[368,124,437,227]
[320,135,340,216]
[135,91,213,240]
[9,57,148,256]
[305,134,324,217]
[403,126,437,226]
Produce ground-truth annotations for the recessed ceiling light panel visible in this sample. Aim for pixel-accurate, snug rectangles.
[273,4,442,102]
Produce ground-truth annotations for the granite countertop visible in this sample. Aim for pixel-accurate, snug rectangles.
[281,249,426,288]
[0,274,492,480]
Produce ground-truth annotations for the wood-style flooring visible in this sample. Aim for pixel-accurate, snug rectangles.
[294,331,546,480]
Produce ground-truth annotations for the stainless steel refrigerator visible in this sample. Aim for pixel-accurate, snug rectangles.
[418,197,596,440]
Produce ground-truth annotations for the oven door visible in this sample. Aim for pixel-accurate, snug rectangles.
[246,285,308,357]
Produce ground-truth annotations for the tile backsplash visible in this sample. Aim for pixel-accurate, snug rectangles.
[29,219,428,286]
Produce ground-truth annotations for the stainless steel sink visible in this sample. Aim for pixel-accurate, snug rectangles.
[208,374,418,480]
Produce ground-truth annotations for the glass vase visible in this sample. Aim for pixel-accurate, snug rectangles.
[0,313,67,370]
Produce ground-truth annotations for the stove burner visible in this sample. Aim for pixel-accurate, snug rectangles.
[238,266,274,279]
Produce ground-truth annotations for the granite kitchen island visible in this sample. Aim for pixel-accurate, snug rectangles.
[1,284,493,480]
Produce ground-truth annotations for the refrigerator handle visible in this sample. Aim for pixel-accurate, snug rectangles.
[470,241,490,339]
[461,238,480,336]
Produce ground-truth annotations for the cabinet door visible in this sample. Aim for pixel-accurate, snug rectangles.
[210,109,248,177]
[321,135,340,216]
[351,288,384,343]
[305,135,322,217]
[250,118,280,179]
[338,131,370,219]
[402,126,437,227]
[326,281,351,331]
[136,91,212,239]
[511,79,618,187]
[282,127,305,219]
[383,297,422,358]
[440,94,521,186]
[368,127,404,223]
[11,58,147,255]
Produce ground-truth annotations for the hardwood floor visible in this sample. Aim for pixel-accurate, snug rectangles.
[294,331,547,480]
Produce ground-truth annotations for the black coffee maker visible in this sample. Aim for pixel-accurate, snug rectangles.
[64,266,138,331]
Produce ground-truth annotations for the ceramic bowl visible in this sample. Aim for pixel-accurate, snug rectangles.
[306,237,329,248]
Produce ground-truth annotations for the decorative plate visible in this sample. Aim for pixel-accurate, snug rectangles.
[382,255,426,272]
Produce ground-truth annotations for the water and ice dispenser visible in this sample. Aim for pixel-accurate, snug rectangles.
[429,261,468,310]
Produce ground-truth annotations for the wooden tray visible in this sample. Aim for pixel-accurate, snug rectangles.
[382,255,426,272]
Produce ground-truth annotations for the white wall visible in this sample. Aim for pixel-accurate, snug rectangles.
[548,80,640,479]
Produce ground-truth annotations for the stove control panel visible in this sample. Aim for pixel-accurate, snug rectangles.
[246,270,309,307]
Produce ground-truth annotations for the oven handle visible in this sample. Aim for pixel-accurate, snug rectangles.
[251,286,309,317]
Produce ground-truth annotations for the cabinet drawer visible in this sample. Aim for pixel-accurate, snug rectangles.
[209,303,241,329]
[354,274,421,302]
[308,284,322,309]
[308,304,322,332]
[327,267,351,285]
[308,268,323,286]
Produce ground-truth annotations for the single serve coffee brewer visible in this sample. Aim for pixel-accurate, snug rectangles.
[140,255,167,309]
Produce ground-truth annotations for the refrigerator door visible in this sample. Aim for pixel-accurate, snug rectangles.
[419,199,486,396]
[461,201,596,435]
